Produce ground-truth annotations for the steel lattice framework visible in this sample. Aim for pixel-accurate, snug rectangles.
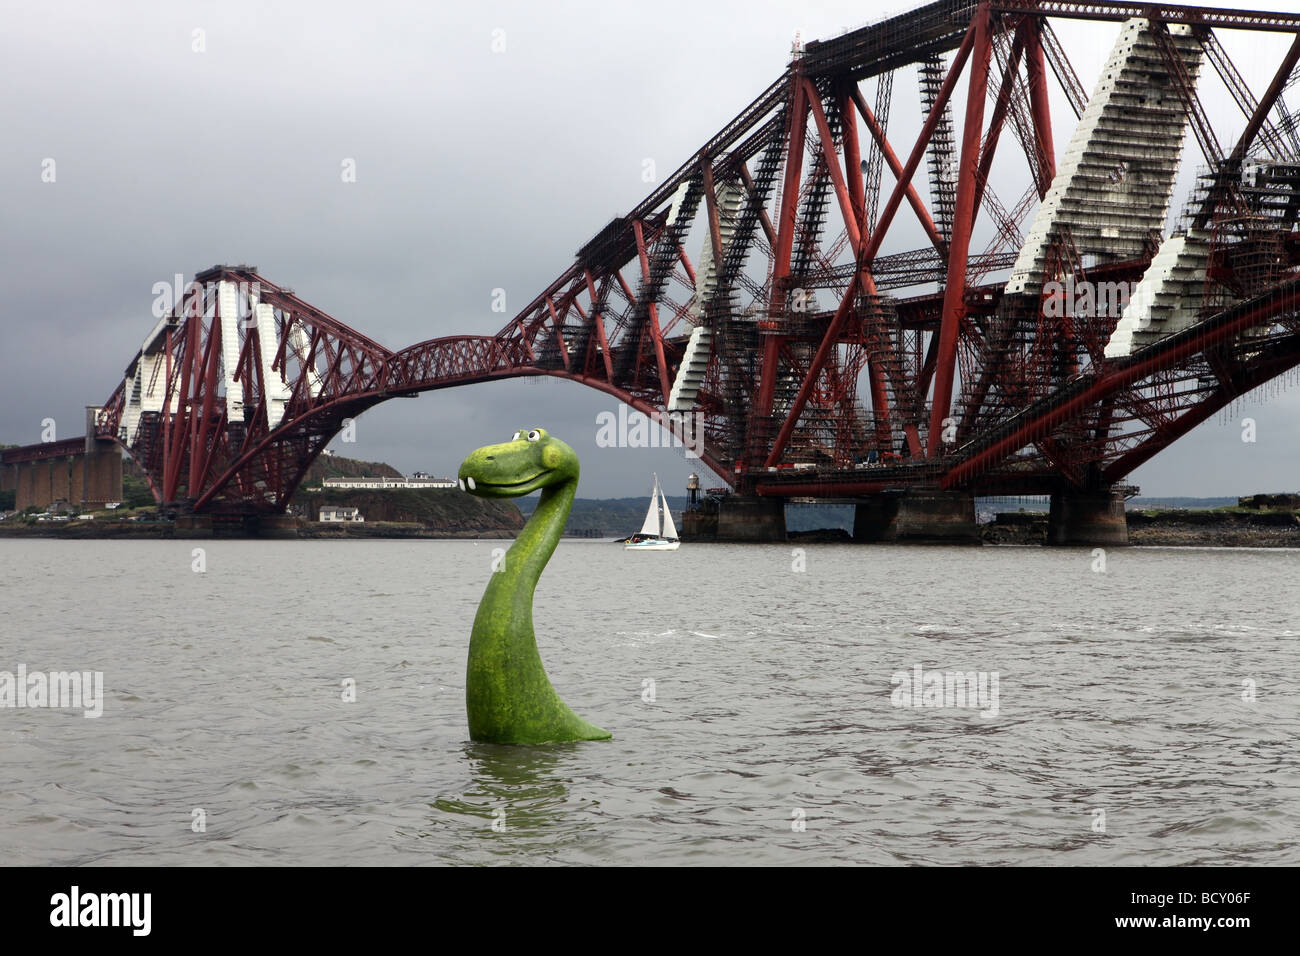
[82,0,1300,514]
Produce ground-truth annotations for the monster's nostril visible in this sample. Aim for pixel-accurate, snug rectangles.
[484,455,494,461]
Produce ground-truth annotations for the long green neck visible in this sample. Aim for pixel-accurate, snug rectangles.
[478,478,574,637]
[463,467,608,743]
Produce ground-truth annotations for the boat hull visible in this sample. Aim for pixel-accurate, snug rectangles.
[624,538,681,551]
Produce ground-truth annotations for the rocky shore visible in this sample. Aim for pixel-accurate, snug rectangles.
[1126,509,1300,547]
[981,509,1300,547]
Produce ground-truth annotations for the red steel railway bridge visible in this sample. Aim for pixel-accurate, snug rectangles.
[6,0,1300,542]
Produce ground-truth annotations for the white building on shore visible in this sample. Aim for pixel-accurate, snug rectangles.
[319,507,364,522]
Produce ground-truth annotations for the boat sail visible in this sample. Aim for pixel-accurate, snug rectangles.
[625,474,681,551]
[660,484,678,540]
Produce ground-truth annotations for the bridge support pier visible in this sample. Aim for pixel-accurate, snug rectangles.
[0,438,121,513]
[174,514,213,537]
[715,496,786,542]
[173,513,301,537]
[680,509,718,542]
[255,514,301,538]
[81,442,123,511]
[1046,489,1129,546]
[853,490,980,544]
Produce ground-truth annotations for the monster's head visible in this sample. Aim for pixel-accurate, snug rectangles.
[457,427,579,498]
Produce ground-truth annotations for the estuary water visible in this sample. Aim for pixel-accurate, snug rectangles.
[0,538,1297,866]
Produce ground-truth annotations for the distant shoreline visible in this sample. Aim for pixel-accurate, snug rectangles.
[5,509,1300,546]
[0,521,520,541]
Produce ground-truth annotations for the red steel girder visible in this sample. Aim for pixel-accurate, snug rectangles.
[0,437,86,464]
[763,15,981,469]
[753,72,810,435]
[989,2,1300,31]
[928,3,994,457]
[942,276,1300,488]
[1023,17,1057,191]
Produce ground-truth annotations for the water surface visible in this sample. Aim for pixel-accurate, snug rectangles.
[1,539,1296,865]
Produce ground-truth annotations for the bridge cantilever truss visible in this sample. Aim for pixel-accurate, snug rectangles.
[81,0,1300,514]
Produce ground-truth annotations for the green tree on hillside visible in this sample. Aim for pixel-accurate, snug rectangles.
[122,474,155,509]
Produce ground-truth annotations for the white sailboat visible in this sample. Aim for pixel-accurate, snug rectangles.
[625,474,681,551]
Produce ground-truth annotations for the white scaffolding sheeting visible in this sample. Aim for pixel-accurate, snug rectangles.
[1006,19,1204,296]
[668,324,712,411]
[217,281,245,419]
[256,303,293,429]
[288,319,324,398]
[1104,232,1210,357]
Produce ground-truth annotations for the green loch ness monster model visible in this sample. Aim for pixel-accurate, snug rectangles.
[456,428,611,744]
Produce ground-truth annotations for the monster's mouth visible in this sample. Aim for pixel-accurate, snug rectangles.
[461,471,547,493]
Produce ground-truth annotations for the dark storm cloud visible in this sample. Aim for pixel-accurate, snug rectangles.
[2,0,1298,498]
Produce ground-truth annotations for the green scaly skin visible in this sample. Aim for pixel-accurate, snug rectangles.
[456,427,611,744]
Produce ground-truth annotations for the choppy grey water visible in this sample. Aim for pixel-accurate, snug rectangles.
[0,538,1297,866]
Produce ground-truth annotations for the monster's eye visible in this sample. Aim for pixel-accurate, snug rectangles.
[511,431,522,441]
[527,430,541,442]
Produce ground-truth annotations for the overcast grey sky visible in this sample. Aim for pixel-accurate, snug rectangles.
[3,0,1299,499]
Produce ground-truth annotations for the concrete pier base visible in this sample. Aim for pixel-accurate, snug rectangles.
[174,514,212,537]
[853,491,980,544]
[1047,490,1129,546]
[680,509,718,542]
[715,496,786,542]
[256,514,301,538]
